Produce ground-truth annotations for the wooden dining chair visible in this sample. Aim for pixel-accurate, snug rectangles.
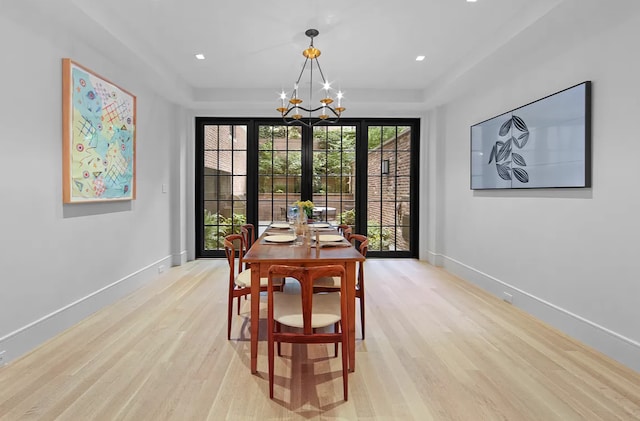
[313,234,368,339]
[267,264,349,401]
[240,223,255,251]
[223,233,282,340]
[337,224,352,241]
[240,223,255,270]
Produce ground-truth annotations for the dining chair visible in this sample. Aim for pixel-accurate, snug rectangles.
[240,223,255,250]
[267,264,349,401]
[240,223,255,270]
[313,234,368,339]
[337,224,352,241]
[223,233,282,340]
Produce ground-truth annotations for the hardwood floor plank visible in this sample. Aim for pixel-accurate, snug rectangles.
[1,258,639,420]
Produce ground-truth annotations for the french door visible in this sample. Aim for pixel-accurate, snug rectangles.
[195,118,419,258]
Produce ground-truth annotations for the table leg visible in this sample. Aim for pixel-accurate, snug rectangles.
[345,261,356,372]
[250,262,260,374]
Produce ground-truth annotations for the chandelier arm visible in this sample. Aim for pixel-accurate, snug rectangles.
[281,113,341,127]
[325,106,342,118]
[281,104,336,117]
[314,59,329,86]
[292,57,310,99]
[294,57,309,86]
[292,105,332,113]
[281,107,298,119]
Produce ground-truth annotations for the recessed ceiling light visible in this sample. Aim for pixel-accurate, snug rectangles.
[467,0,477,2]
[416,55,426,62]
[195,54,205,60]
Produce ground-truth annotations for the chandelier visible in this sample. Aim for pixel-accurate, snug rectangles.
[277,29,345,127]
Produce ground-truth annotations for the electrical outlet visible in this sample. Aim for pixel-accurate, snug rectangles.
[158,265,166,273]
[0,350,6,366]
[502,292,513,304]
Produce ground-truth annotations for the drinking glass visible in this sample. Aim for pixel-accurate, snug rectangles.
[287,206,297,225]
[293,221,305,246]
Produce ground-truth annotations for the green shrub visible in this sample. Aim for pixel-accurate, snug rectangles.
[204,211,246,250]
[336,209,391,250]
[367,221,391,251]
[338,208,355,225]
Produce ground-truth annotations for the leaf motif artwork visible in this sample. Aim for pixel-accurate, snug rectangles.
[496,138,512,162]
[512,115,528,132]
[499,119,512,136]
[490,114,530,185]
[488,144,497,164]
[513,167,529,183]
[472,81,590,190]
[497,163,512,180]
[512,153,526,166]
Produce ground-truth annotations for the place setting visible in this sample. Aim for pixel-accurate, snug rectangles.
[312,234,352,248]
[262,234,297,244]
[308,222,335,231]
[264,222,293,235]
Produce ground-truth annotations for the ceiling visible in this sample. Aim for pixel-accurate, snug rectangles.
[7,0,640,115]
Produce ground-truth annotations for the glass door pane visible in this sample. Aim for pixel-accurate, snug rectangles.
[366,125,413,252]
[312,125,357,226]
[257,124,302,233]
[202,124,248,252]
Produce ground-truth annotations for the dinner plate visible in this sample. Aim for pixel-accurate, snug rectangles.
[270,223,290,229]
[264,234,296,243]
[310,222,331,228]
[317,234,345,242]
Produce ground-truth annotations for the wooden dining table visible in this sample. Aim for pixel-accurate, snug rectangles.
[243,225,365,374]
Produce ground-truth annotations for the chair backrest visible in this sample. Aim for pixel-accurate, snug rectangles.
[224,234,245,283]
[337,224,352,241]
[348,234,368,285]
[268,265,346,335]
[240,224,255,251]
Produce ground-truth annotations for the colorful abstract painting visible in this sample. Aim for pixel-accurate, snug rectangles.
[62,59,136,203]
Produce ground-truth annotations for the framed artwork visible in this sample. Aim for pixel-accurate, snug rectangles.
[62,58,136,203]
[470,81,591,190]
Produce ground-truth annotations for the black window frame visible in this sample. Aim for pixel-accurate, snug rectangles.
[195,117,419,258]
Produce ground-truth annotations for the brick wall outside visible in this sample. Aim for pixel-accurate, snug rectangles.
[204,125,247,217]
[366,129,412,250]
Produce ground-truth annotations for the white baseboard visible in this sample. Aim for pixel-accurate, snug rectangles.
[426,251,640,374]
[0,255,173,366]
[172,250,187,266]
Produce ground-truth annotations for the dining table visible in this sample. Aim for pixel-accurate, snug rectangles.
[243,223,365,374]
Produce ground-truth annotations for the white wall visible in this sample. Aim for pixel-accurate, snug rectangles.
[424,6,640,372]
[0,10,188,364]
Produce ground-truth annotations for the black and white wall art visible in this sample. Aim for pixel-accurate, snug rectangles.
[470,81,591,189]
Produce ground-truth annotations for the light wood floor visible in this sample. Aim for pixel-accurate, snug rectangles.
[1,259,639,420]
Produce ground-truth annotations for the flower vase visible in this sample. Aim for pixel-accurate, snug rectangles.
[305,209,313,221]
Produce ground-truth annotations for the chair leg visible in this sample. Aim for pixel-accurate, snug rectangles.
[276,322,282,357]
[341,321,349,401]
[268,322,275,399]
[359,292,365,340]
[227,290,234,341]
[237,296,241,315]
